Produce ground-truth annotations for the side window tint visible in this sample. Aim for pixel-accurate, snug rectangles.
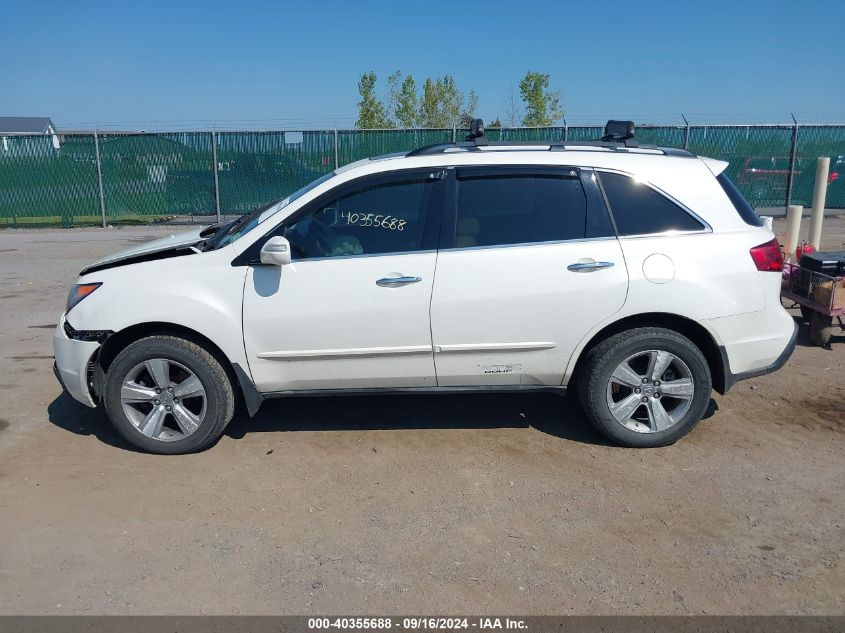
[598,171,704,236]
[285,177,434,259]
[455,174,586,247]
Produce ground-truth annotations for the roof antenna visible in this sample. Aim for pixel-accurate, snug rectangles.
[464,118,488,146]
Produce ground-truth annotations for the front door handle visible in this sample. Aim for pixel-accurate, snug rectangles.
[567,261,615,273]
[376,276,422,287]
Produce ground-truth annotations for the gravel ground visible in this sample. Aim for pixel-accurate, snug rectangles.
[0,218,842,615]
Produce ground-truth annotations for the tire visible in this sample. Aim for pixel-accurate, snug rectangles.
[799,305,814,322]
[104,335,235,454]
[809,311,833,347]
[579,327,712,448]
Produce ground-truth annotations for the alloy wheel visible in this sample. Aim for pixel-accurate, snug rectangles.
[120,358,207,441]
[605,349,695,434]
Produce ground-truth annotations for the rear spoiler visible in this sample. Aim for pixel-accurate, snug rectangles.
[699,156,729,176]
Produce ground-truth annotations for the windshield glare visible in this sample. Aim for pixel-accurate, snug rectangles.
[213,171,336,248]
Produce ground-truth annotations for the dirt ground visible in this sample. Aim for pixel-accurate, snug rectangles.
[0,218,843,616]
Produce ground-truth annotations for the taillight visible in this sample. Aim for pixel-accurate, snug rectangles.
[749,238,783,272]
[829,171,839,183]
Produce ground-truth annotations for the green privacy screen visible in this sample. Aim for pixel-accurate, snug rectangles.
[1,125,843,228]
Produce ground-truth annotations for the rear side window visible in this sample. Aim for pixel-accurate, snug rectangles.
[717,172,764,227]
[598,171,705,236]
[455,174,587,247]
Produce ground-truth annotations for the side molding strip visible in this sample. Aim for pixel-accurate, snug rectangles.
[256,345,433,360]
[434,342,557,354]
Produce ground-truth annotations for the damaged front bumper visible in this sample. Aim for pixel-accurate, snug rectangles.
[53,316,105,408]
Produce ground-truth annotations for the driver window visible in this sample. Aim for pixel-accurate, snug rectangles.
[284,176,434,259]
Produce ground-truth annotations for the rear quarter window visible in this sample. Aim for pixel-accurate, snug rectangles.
[597,171,705,236]
[716,172,765,227]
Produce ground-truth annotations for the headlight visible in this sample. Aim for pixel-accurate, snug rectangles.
[66,283,102,313]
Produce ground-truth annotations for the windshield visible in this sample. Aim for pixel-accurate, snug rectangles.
[211,171,336,249]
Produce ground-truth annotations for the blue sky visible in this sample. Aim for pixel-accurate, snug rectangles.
[1,0,843,130]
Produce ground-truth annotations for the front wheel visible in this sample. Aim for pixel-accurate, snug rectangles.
[104,335,235,454]
[579,327,712,447]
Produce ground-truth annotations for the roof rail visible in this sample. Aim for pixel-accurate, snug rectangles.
[405,118,697,159]
[405,140,696,158]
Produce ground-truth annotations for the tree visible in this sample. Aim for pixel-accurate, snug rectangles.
[487,118,502,129]
[389,72,419,128]
[416,75,476,128]
[358,71,477,129]
[386,71,402,124]
[418,78,445,128]
[503,86,522,128]
[356,71,392,129]
[459,90,479,128]
[519,71,563,127]
[439,76,462,128]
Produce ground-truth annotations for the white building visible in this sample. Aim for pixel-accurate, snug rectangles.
[0,116,61,154]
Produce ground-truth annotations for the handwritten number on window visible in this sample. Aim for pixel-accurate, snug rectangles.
[343,212,406,231]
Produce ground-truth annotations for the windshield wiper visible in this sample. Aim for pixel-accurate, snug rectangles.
[198,221,228,239]
[208,202,277,250]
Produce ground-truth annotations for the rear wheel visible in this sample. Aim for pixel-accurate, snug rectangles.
[104,335,235,454]
[809,311,833,347]
[579,327,712,447]
[799,305,814,322]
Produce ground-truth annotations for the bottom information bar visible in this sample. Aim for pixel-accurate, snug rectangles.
[0,616,843,633]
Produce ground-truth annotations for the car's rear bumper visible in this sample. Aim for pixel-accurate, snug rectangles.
[53,318,100,408]
[703,293,798,393]
[719,320,798,392]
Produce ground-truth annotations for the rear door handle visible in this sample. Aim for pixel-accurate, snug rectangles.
[567,261,615,272]
[376,276,422,287]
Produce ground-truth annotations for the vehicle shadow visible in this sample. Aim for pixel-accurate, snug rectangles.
[47,392,132,451]
[225,389,614,446]
[48,388,721,452]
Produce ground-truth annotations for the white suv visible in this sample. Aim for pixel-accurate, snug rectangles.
[54,121,797,454]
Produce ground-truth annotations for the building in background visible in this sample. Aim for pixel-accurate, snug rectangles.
[0,116,60,154]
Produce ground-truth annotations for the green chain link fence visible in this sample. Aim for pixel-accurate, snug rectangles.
[1,125,844,228]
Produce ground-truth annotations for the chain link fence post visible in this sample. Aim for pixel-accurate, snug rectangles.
[451,126,456,144]
[333,129,339,169]
[785,115,799,209]
[563,118,568,142]
[93,130,107,228]
[681,115,690,150]
[211,131,221,222]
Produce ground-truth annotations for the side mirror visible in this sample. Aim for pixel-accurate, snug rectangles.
[260,235,292,266]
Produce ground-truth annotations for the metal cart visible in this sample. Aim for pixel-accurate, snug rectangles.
[782,262,845,346]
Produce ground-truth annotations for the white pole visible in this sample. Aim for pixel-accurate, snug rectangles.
[784,205,803,260]
[333,129,339,169]
[93,131,106,228]
[808,157,830,250]
[211,131,221,223]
